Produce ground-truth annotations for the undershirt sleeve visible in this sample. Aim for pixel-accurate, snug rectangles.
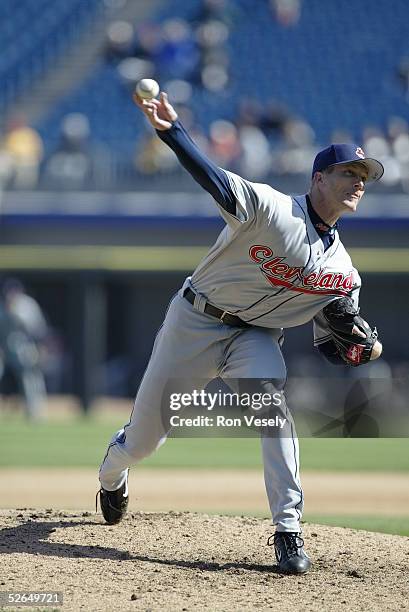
[157,120,236,214]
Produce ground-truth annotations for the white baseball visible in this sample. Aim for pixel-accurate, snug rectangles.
[135,78,160,100]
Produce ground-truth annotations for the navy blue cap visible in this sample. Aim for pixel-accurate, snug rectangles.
[312,143,384,182]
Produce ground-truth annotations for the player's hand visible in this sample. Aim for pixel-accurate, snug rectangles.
[132,91,178,130]
[370,340,383,360]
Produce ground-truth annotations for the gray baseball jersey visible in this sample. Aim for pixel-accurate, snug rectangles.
[191,171,360,337]
[99,171,360,533]
[99,133,363,536]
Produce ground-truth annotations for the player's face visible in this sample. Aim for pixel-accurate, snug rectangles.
[320,163,368,213]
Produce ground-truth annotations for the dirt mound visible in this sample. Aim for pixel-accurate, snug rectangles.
[1,510,408,612]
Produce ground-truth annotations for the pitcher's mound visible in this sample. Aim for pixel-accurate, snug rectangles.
[1,510,408,611]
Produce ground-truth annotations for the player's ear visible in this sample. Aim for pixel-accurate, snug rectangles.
[311,171,322,186]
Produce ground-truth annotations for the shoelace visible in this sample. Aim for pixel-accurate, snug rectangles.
[95,489,102,513]
[95,488,127,513]
[267,532,304,556]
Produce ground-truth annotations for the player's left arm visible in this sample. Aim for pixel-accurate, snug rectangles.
[314,298,382,366]
[316,338,346,365]
[316,336,382,365]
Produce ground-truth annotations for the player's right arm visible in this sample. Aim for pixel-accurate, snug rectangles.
[133,91,237,214]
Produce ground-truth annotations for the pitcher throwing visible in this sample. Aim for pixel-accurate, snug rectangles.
[97,89,383,574]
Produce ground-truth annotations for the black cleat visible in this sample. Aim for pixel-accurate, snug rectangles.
[97,477,129,525]
[269,532,311,574]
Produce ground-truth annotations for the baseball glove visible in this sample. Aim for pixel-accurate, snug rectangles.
[322,297,378,366]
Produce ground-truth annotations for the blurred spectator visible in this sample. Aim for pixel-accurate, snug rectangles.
[387,116,409,144]
[105,21,158,91]
[1,114,43,189]
[387,116,409,192]
[135,107,209,176]
[41,113,111,190]
[0,291,46,421]
[270,0,302,27]
[116,57,156,91]
[186,1,235,92]
[192,0,234,25]
[195,18,230,91]
[236,98,264,129]
[234,98,273,178]
[155,19,200,82]
[362,126,390,159]
[330,128,354,144]
[2,279,48,344]
[200,49,230,92]
[238,124,272,179]
[133,23,163,61]
[208,120,242,170]
[113,22,163,92]
[196,17,230,51]
[135,132,179,175]
[105,20,135,63]
[275,118,317,175]
[1,279,65,397]
[362,125,401,188]
[259,98,293,143]
[177,106,211,155]
[162,80,193,106]
[396,56,409,100]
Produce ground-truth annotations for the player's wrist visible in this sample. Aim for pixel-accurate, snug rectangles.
[155,119,180,135]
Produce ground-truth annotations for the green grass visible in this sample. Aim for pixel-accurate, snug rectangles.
[0,414,408,470]
[145,437,409,471]
[1,415,407,536]
[184,510,409,537]
[0,416,118,467]
[304,514,409,537]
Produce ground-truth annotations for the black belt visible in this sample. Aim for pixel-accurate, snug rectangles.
[183,288,251,328]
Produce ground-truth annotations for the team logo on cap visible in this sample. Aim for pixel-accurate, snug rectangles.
[355,147,365,158]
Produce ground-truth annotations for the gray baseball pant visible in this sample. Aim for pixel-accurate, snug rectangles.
[99,288,303,532]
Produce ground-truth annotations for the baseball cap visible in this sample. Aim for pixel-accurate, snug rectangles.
[312,144,384,182]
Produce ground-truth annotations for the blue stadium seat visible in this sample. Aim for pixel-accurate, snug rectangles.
[0,0,103,111]
[12,0,407,172]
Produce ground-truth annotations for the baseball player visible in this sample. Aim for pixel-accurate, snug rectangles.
[0,294,46,420]
[97,91,383,574]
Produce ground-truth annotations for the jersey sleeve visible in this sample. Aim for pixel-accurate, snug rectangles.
[222,170,282,228]
[312,311,333,346]
[218,170,258,226]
